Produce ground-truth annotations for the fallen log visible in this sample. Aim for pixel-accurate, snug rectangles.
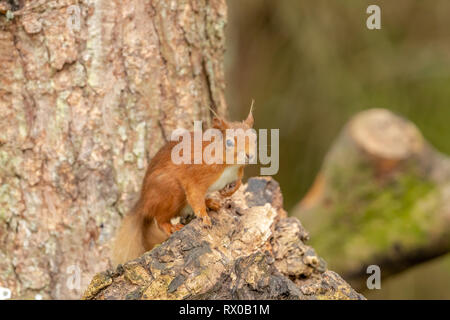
[293,108,450,290]
[83,177,364,300]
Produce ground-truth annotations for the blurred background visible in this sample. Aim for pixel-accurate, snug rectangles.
[225,0,450,299]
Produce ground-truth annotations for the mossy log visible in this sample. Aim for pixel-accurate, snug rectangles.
[293,109,450,290]
[83,177,364,300]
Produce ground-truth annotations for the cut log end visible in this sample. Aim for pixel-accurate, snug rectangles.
[349,108,424,161]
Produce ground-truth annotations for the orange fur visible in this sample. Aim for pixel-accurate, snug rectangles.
[112,110,255,265]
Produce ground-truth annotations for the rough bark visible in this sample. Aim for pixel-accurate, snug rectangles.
[293,109,450,290]
[0,0,227,299]
[83,177,364,300]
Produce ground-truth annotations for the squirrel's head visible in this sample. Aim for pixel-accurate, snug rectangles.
[211,106,256,165]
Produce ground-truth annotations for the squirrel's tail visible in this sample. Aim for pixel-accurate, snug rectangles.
[112,210,168,266]
[112,212,146,266]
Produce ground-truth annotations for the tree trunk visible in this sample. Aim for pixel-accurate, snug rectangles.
[83,177,365,300]
[0,0,226,299]
[293,109,450,291]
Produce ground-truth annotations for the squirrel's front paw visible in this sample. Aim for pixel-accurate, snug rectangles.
[206,198,221,211]
[220,181,237,197]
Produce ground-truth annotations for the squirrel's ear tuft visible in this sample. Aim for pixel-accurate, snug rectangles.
[212,117,228,130]
[244,99,254,127]
[244,108,254,127]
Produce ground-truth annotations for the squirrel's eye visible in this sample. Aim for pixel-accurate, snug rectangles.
[226,139,234,147]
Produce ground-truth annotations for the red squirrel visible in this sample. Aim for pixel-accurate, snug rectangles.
[112,108,256,265]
